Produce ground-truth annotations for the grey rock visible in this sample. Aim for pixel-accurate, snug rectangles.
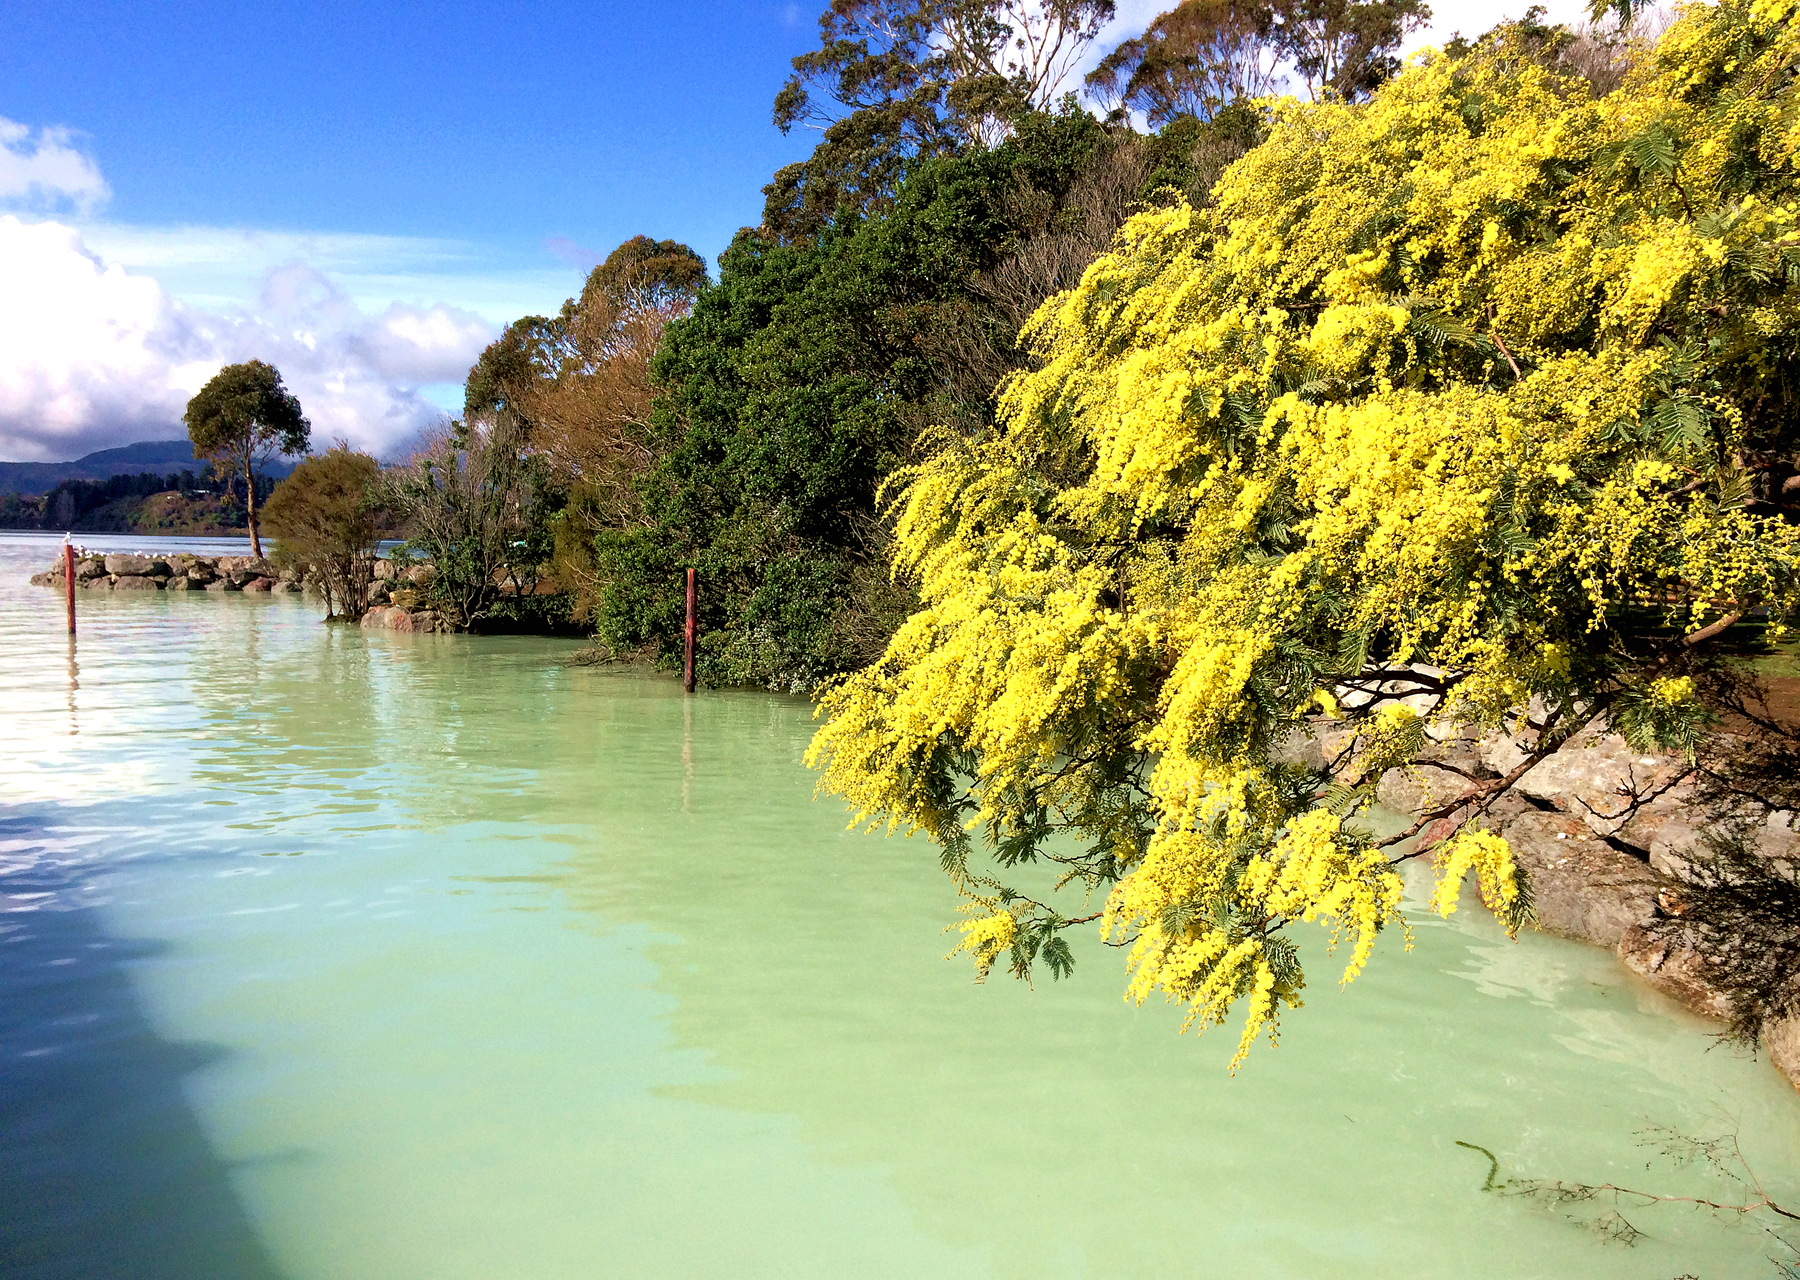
[1763,1013,1800,1093]
[1502,808,1660,948]
[372,558,397,581]
[113,575,161,591]
[1616,924,1733,1019]
[167,576,195,591]
[104,553,154,576]
[1376,764,1470,814]
[204,579,236,592]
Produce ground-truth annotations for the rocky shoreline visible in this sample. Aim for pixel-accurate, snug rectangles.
[1290,716,1800,1090]
[30,549,449,633]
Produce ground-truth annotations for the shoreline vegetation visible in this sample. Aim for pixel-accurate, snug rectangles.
[14,0,1800,1187]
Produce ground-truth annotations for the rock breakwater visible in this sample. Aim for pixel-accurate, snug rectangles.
[31,550,299,593]
[29,549,443,632]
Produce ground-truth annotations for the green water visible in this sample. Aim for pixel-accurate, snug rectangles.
[4,532,1799,1279]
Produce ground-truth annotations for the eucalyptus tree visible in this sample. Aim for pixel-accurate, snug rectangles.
[1086,0,1285,125]
[766,0,1116,238]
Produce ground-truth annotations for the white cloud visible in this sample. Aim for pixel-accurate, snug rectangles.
[1402,0,1595,54]
[79,222,580,325]
[0,118,109,213]
[0,215,495,462]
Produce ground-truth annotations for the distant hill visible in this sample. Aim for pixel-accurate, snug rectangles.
[0,440,297,495]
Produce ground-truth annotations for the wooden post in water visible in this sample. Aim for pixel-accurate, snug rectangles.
[63,541,75,635]
[680,568,694,694]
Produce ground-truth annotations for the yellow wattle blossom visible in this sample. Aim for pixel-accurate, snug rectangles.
[808,0,1800,1068]
[1428,827,1521,925]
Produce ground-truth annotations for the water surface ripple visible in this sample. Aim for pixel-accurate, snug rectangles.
[2,531,1797,1279]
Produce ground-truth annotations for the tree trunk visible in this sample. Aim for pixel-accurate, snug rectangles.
[243,454,262,559]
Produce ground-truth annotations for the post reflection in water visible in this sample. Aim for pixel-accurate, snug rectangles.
[0,531,1797,1280]
[681,690,693,814]
[65,632,78,735]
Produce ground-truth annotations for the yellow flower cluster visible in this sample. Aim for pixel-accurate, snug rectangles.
[949,904,1019,980]
[810,0,1800,1066]
[1428,827,1521,923]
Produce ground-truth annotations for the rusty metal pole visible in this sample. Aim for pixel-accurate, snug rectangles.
[683,568,697,693]
[63,541,75,635]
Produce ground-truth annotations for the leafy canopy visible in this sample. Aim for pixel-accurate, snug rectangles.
[184,359,310,465]
[589,111,1238,689]
[810,0,1800,1068]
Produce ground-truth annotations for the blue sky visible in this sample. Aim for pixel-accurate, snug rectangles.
[3,0,826,317]
[0,0,1588,462]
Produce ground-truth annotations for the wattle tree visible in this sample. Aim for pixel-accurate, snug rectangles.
[809,0,1800,1067]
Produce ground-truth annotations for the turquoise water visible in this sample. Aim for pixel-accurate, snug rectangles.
[3,530,1798,1279]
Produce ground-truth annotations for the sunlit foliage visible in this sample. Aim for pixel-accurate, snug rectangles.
[811,0,1800,1066]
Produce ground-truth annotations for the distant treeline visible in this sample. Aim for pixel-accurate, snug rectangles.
[0,467,276,530]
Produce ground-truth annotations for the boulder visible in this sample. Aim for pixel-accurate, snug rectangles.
[29,572,53,587]
[1616,923,1733,1019]
[76,557,107,580]
[396,609,451,634]
[147,560,174,578]
[359,606,406,630]
[242,577,275,592]
[359,606,451,634]
[367,580,392,604]
[1763,1015,1800,1092]
[1501,808,1661,948]
[1480,728,1698,848]
[113,575,161,591]
[372,558,397,581]
[104,553,155,576]
[185,566,216,583]
[81,577,113,591]
[167,576,195,591]
[204,579,236,592]
[403,564,436,587]
[270,580,299,594]
[1375,738,1489,812]
[389,588,421,610]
